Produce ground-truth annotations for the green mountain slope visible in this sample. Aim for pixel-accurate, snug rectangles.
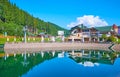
[0,0,68,36]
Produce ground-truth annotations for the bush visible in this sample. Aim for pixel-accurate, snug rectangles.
[118,39,120,44]
[107,36,116,43]
[0,38,6,44]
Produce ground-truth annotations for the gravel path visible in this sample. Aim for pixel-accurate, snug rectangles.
[4,42,114,53]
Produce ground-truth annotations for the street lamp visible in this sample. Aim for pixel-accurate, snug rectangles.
[23,26,28,43]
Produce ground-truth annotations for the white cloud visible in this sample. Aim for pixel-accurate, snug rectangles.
[67,15,108,28]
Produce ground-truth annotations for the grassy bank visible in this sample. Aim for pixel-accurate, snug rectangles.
[0,37,50,44]
[0,35,63,44]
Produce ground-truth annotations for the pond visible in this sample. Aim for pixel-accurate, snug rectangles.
[0,49,120,77]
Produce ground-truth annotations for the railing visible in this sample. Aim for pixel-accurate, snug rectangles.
[82,32,90,37]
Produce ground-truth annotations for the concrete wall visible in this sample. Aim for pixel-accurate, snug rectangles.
[112,44,120,51]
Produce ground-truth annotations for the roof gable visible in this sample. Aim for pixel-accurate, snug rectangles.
[71,24,87,31]
[95,26,112,32]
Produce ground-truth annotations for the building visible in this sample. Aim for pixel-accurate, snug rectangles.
[96,24,119,37]
[113,24,118,34]
[58,30,64,36]
[118,26,120,35]
[68,24,99,42]
[68,24,119,42]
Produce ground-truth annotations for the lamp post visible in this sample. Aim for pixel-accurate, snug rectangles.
[23,26,27,43]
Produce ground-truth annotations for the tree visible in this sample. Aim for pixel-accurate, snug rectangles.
[101,34,107,42]
[0,0,68,36]
[107,35,116,43]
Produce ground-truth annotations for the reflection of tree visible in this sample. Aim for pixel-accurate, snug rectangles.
[0,52,58,77]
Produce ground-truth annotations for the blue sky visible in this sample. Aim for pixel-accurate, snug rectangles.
[10,0,120,29]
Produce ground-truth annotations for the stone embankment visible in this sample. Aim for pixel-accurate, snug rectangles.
[4,42,113,52]
[112,44,120,51]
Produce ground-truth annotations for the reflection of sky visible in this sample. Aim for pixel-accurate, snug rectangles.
[22,57,120,77]
[79,61,99,67]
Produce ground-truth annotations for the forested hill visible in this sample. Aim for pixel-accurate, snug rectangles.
[0,0,68,36]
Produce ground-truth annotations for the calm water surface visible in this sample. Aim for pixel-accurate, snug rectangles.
[0,49,120,77]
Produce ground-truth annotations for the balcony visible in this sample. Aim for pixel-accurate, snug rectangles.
[82,32,90,37]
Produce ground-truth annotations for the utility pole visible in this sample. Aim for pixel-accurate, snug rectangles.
[23,26,27,43]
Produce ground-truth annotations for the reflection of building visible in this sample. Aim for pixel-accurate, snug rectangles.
[68,24,119,42]
[58,51,65,58]
[68,50,117,65]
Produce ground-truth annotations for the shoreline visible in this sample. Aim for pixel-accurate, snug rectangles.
[112,44,120,51]
[4,42,120,52]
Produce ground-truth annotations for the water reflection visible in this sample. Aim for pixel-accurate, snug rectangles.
[68,50,118,65]
[21,51,29,67]
[0,49,120,77]
[0,51,58,77]
[58,51,65,58]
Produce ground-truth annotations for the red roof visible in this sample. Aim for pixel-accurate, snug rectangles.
[113,24,118,29]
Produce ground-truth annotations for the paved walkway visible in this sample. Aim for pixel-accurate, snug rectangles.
[4,42,114,52]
